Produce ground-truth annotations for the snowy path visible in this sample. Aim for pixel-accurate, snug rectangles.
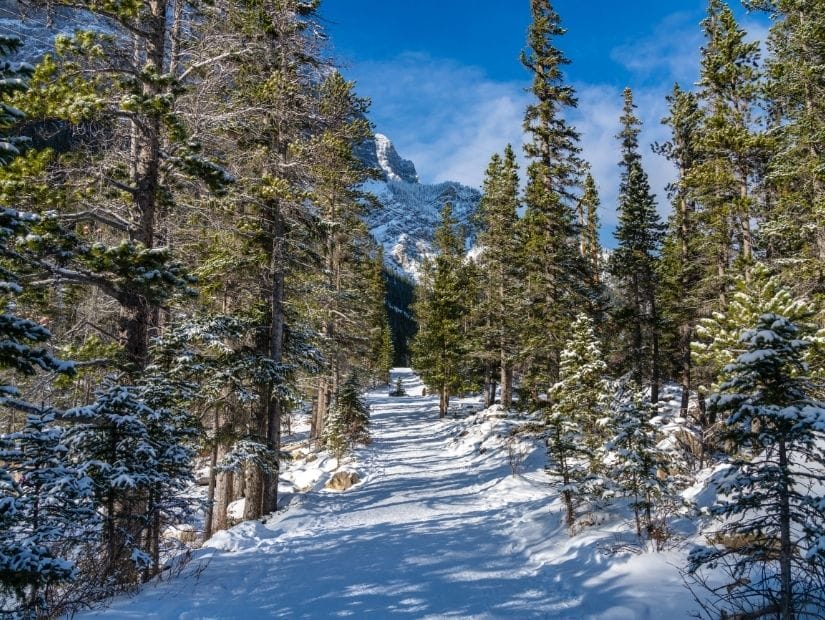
[82,369,694,619]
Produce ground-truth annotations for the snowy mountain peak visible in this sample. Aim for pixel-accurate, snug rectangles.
[356,133,418,184]
[373,133,418,183]
[360,132,480,281]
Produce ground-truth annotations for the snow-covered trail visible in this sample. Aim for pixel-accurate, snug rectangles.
[82,369,693,619]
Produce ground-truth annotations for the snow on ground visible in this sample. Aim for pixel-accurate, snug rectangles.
[79,369,699,619]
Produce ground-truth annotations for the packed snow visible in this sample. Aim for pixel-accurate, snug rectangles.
[75,369,708,619]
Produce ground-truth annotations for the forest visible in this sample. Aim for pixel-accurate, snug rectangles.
[0,0,823,618]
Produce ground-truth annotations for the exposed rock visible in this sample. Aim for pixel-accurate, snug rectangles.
[355,133,418,183]
[325,470,360,491]
[364,179,481,280]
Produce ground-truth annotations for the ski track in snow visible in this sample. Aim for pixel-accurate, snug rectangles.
[79,369,695,619]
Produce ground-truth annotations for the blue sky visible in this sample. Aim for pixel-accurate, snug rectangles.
[321,1,769,244]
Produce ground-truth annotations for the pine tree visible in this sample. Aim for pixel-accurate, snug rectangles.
[517,0,596,399]
[547,314,609,528]
[693,263,823,399]
[412,204,470,417]
[684,0,766,309]
[746,0,825,304]
[578,171,602,281]
[364,247,394,386]
[307,71,375,441]
[655,84,705,416]
[605,385,668,538]
[192,0,328,521]
[0,411,96,617]
[474,145,521,408]
[608,87,665,403]
[688,314,825,620]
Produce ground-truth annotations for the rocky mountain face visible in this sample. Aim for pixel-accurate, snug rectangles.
[358,134,481,281]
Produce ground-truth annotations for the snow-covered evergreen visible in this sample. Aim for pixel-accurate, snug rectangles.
[688,314,825,619]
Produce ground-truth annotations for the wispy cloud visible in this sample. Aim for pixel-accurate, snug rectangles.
[348,53,530,188]
[345,8,770,246]
[610,11,704,86]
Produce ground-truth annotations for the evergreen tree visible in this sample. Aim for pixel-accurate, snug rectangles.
[608,87,665,402]
[63,379,196,581]
[193,0,328,521]
[0,411,96,617]
[685,0,766,309]
[323,375,370,459]
[365,247,394,386]
[693,264,823,399]
[412,204,470,417]
[605,385,669,538]
[517,0,596,399]
[578,171,602,281]
[655,84,705,416]
[547,314,609,528]
[474,145,521,408]
[688,314,825,620]
[307,71,375,441]
[746,0,825,304]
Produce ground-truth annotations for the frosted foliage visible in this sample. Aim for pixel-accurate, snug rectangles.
[689,314,825,618]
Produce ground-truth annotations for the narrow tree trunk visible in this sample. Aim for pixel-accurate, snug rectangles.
[777,440,794,620]
[212,469,231,533]
[203,413,219,541]
[440,385,449,418]
[679,325,692,418]
[649,293,660,404]
[243,463,263,521]
[739,178,752,282]
[501,362,512,409]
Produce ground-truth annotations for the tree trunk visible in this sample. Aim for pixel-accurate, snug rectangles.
[439,385,450,418]
[243,463,263,521]
[203,417,219,541]
[649,292,660,404]
[739,179,752,282]
[213,468,232,533]
[679,326,692,418]
[777,440,794,620]
[501,362,512,409]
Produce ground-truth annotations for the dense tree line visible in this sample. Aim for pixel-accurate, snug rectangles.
[411,1,825,617]
[0,1,389,615]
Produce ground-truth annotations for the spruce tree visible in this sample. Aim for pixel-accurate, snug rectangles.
[547,314,609,528]
[605,385,669,538]
[474,145,521,408]
[608,87,665,403]
[412,204,470,417]
[518,0,595,399]
[323,375,370,459]
[0,411,96,617]
[655,84,705,416]
[689,314,825,619]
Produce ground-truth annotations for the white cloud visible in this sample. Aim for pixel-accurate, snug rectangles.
[347,53,529,188]
[345,8,770,246]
